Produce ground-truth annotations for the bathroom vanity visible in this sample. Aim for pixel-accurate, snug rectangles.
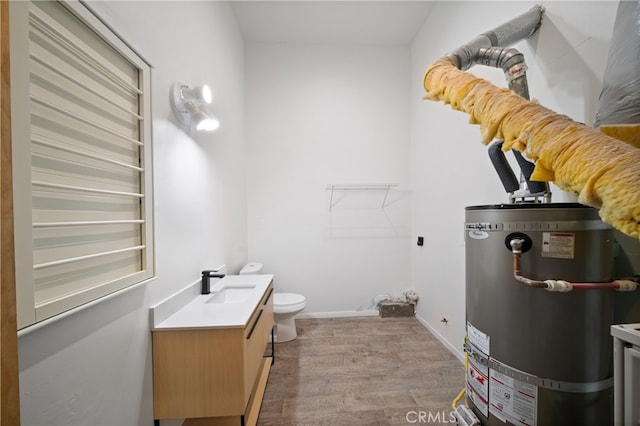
[151,275,274,425]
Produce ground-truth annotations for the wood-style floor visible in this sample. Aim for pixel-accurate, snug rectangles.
[257,316,465,425]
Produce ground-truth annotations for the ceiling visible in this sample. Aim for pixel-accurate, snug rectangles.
[230,1,436,46]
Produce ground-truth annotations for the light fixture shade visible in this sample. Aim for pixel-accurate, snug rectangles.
[170,82,218,131]
[181,84,212,104]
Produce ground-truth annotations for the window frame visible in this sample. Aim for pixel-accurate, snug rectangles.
[10,0,155,330]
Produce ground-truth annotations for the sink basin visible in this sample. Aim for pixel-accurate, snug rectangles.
[206,285,256,304]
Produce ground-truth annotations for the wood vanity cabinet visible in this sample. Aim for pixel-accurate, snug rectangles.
[152,282,274,426]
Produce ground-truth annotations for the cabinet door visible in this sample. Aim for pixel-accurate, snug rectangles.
[261,286,274,352]
[153,329,245,419]
[243,310,265,404]
[242,284,273,405]
[624,346,640,424]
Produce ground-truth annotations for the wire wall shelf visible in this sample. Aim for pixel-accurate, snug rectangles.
[325,184,399,211]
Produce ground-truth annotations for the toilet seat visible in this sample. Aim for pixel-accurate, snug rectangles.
[274,293,306,314]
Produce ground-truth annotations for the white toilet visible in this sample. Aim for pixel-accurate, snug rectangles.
[239,263,263,275]
[239,262,306,343]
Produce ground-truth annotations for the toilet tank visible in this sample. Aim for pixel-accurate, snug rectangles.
[240,263,263,275]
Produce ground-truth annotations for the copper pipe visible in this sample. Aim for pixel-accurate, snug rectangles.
[509,238,639,291]
[512,250,547,288]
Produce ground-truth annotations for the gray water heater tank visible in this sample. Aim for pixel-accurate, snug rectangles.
[464,203,614,425]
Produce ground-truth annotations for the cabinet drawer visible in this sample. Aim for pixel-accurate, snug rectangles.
[243,283,273,404]
[243,283,273,340]
[261,286,274,346]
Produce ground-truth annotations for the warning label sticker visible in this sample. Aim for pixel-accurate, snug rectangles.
[467,322,490,356]
[489,367,537,426]
[467,356,489,418]
[541,232,575,259]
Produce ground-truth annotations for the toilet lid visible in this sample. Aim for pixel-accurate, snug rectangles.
[240,262,263,274]
[274,292,305,306]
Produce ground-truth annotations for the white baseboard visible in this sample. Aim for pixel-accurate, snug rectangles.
[415,313,465,364]
[296,310,379,319]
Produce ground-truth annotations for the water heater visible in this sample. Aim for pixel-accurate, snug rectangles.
[464,203,614,425]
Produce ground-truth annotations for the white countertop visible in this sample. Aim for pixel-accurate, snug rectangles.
[151,274,274,331]
[611,323,640,347]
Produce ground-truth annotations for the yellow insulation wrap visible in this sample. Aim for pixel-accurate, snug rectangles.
[423,57,640,239]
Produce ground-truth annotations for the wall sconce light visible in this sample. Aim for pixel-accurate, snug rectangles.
[170,82,220,131]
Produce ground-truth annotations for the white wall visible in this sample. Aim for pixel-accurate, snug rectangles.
[245,44,412,314]
[409,1,618,358]
[18,2,247,425]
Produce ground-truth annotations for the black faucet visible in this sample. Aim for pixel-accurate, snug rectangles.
[201,270,226,294]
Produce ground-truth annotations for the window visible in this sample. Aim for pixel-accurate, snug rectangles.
[10,0,154,329]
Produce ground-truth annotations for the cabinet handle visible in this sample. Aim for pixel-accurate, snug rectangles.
[263,287,274,305]
[246,309,263,340]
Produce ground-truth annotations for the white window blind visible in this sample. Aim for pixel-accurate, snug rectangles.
[11,0,155,328]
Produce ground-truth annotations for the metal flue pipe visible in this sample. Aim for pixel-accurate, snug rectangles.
[446,5,549,199]
[476,47,530,99]
[448,5,544,71]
